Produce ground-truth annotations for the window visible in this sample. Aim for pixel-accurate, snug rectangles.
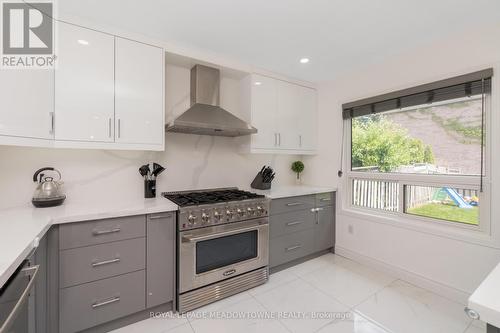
[343,69,492,227]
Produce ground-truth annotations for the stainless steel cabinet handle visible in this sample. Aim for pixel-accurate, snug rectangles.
[278,133,281,146]
[108,118,112,138]
[91,258,120,267]
[285,244,302,252]
[91,296,120,309]
[117,119,121,138]
[299,135,302,147]
[149,214,172,220]
[320,198,331,202]
[286,202,303,207]
[0,265,39,333]
[92,227,121,236]
[274,133,277,147]
[316,207,324,211]
[286,220,303,226]
[49,112,55,134]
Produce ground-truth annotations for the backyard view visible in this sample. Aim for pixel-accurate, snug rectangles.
[351,97,482,225]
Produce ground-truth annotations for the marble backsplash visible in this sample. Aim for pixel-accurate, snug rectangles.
[0,132,301,210]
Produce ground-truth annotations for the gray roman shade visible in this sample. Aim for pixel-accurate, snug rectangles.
[342,68,493,119]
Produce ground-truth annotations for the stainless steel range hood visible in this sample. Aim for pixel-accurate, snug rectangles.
[166,64,257,137]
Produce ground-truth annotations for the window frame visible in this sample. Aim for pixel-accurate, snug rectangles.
[342,76,493,242]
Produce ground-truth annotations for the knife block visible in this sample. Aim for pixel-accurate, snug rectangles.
[251,172,271,190]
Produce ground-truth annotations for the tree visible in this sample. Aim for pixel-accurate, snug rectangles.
[352,116,434,172]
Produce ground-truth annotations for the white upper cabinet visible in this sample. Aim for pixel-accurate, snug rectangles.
[55,22,115,142]
[242,74,317,154]
[115,38,164,146]
[250,74,278,149]
[0,69,54,140]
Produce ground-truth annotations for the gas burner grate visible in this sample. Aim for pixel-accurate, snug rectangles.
[162,189,265,207]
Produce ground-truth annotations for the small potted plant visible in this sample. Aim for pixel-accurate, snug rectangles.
[291,161,305,185]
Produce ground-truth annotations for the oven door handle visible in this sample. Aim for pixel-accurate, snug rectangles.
[181,223,267,243]
[0,265,39,333]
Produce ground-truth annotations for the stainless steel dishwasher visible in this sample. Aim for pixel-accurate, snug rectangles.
[0,257,40,333]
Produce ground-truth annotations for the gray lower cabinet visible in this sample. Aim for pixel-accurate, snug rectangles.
[269,192,335,269]
[146,212,175,308]
[59,270,145,333]
[46,212,175,333]
[314,205,335,252]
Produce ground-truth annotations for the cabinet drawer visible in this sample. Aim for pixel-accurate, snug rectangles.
[316,192,335,207]
[270,195,315,215]
[59,270,145,333]
[270,229,315,268]
[59,215,146,250]
[59,237,145,288]
[270,209,315,238]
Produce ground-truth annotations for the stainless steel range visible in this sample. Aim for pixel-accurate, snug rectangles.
[163,188,270,313]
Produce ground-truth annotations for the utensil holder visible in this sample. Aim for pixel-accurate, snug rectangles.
[251,172,271,190]
[144,180,156,198]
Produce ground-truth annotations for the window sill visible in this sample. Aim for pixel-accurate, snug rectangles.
[339,206,499,249]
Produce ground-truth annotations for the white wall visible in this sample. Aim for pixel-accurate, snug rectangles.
[0,63,300,210]
[305,23,500,301]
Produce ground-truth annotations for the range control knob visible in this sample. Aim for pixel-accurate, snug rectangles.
[201,212,210,223]
[237,208,245,217]
[247,207,255,215]
[226,209,234,219]
[256,206,264,215]
[188,214,197,224]
[213,211,222,221]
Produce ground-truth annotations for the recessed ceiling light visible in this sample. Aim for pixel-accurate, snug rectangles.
[299,58,310,64]
[254,81,262,86]
[77,39,89,45]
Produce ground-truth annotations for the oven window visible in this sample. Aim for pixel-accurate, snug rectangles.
[196,230,258,274]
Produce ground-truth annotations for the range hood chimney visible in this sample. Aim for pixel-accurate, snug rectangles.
[166,64,257,137]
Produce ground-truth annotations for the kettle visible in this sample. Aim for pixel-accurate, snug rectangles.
[32,167,66,208]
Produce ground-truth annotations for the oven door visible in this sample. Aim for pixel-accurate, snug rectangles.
[179,218,269,293]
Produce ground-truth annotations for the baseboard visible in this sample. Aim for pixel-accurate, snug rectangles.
[335,245,471,305]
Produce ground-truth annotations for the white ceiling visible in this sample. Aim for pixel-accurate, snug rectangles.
[59,0,500,82]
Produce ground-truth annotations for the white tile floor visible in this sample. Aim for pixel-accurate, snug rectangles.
[111,254,484,333]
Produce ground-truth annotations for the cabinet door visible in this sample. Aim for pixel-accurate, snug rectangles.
[55,22,115,142]
[314,205,335,252]
[0,69,54,139]
[277,81,300,150]
[115,38,163,145]
[251,75,278,149]
[146,213,175,308]
[298,86,318,151]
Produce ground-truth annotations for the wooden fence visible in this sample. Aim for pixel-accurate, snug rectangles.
[352,178,478,211]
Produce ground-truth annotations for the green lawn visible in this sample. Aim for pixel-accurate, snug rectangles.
[407,203,479,225]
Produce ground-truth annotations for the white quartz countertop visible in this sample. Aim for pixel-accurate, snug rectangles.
[248,184,337,199]
[469,261,500,328]
[0,197,177,288]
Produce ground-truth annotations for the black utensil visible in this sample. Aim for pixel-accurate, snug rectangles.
[152,163,165,178]
[139,164,150,180]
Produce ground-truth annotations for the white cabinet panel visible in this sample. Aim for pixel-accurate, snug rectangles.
[245,74,317,154]
[251,74,278,149]
[55,22,115,142]
[0,69,54,139]
[115,38,163,145]
[297,86,317,151]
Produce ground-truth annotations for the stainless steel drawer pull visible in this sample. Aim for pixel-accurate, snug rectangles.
[92,227,121,236]
[149,214,172,220]
[320,198,331,202]
[285,244,302,252]
[286,221,303,226]
[91,258,121,267]
[286,202,303,207]
[92,296,120,309]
